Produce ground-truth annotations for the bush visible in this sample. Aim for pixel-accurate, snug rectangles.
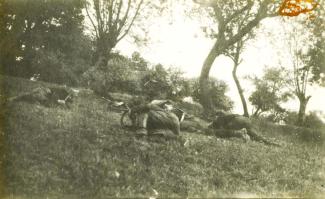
[27,33,92,86]
[304,112,324,129]
[140,64,170,100]
[82,55,142,97]
[191,78,234,111]
[31,50,80,86]
[139,65,193,101]
[257,105,287,123]
[283,111,324,129]
[282,111,298,126]
[252,116,325,145]
[248,67,292,117]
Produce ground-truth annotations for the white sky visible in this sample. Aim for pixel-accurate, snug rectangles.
[114,5,325,117]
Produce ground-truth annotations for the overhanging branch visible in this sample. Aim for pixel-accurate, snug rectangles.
[226,0,275,48]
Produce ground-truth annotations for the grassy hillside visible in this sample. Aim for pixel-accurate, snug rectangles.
[1,75,325,198]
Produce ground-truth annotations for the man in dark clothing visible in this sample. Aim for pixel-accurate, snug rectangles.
[130,100,184,136]
[209,111,280,146]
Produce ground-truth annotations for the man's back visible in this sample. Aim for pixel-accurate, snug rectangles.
[211,113,251,130]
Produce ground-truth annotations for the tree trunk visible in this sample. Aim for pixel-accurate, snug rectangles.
[232,64,249,117]
[297,94,311,125]
[253,106,261,117]
[199,41,223,115]
[95,36,114,65]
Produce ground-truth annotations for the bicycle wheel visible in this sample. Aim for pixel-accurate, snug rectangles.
[120,110,133,128]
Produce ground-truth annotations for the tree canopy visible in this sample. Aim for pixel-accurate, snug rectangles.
[0,0,91,84]
[193,0,280,114]
[249,67,292,118]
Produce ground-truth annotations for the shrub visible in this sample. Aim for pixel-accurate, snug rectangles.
[31,50,79,86]
[248,67,292,117]
[304,111,324,129]
[283,111,324,129]
[82,55,142,97]
[191,78,234,111]
[140,64,170,100]
[252,116,325,145]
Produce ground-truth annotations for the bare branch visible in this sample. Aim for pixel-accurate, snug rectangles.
[107,0,114,33]
[85,1,99,39]
[114,0,123,30]
[94,0,105,37]
[116,0,132,35]
[117,0,144,42]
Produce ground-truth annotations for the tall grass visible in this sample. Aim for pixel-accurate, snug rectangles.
[2,75,325,198]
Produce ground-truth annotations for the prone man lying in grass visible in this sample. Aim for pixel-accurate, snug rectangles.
[209,111,280,146]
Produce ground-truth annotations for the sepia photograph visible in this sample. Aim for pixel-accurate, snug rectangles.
[0,0,324,198]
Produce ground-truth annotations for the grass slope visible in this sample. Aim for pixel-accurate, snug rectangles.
[1,75,325,198]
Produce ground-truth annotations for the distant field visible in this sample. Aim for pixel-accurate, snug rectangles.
[1,75,325,198]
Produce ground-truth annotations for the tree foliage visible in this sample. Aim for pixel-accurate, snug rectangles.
[141,65,191,101]
[307,0,325,85]
[0,0,91,85]
[192,78,234,112]
[82,53,143,96]
[249,67,292,119]
[284,111,324,129]
[309,39,325,85]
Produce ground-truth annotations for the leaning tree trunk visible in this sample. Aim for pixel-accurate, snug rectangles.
[232,60,249,117]
[199,41,223,115]
[297,94,311,125]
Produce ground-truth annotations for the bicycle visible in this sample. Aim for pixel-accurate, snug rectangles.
[104,96,187,130]
[102,97,134,128]
[120,104,186,129]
